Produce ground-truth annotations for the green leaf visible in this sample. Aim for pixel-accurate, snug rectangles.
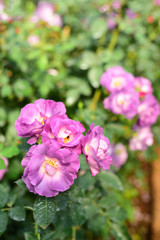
[0,158,5,170]
[75,171,95,190]
[13,79,33,98]
[24,232,37,240]
[99,171,123,191]
[88,214,107,233]
[107,207,127,223]
[91,19,107,39]
[0,108,7,127]
[79,154,88,170]
[42,231,55,240]
[88,67,102,88]
[15,179,27,190]
[1,145,20,158]
[99,194,117,209]
[0,211,8,235]
[9,206,26,221]
[85,203,98,219]
[7,189,18,207]
[55,194,69,210]
[66,89,80,106]
[111,223,132,240]
[37,55,48,70]
[8,159,22,180]
[0,184,9,208]
[33,196,57,229]
[69,202,86,226]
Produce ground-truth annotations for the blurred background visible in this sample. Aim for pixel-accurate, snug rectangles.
[0,0,160,239]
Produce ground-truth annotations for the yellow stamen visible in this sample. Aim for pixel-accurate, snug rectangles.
[64,135,71,143]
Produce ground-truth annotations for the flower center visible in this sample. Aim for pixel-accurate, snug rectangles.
[84,143,90,154]
[41,156,59,176]
[115,149,122,155]
[38,116,47,125]
[58,128,72,144]
[64,135,71,143]
[112,77,124,88]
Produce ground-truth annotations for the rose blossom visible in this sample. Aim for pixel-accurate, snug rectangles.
[129,125,153,151]
[100,66,134,92]
[0,157,8,180]
[103,89,140,119]
[138,94,160,126]
[15,99,66,138]
[42,117,84,145]
[21,145,37,167]
[134,77,153,98]
[110,143,128,169]
[82,124,112,176]
[22,143,80,197]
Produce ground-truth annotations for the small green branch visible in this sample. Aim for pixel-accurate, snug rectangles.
[108,29,119,52]
[72,226,76,240]
[24,206,33,211]
[34,223,41,240]
[89,89,101,111]
[1,208,10,211]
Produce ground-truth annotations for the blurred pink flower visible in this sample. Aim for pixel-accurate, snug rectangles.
[154,0,160,5]
[112,1,121,10]
[110,143,128,169]
[0,157,8,180]
[27,35,40,46]
[0,0,4,12]
[0,0,12,22]
[31,1,62,27]
[126,8,137,19]
[107,13,117,30]
[99,4,109,13]
[129,126,153,151]
[48,68,58,76]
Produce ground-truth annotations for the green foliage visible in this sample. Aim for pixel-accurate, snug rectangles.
[0,158,5,170]
[99,171,123,191]
[0,146,20,158]
[33,196,57,229]
[0,185,9,208]
[9,206,26,221]
[0,211,8,236]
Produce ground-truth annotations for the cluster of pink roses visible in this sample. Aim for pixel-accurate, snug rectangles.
[99,1,137,30]
[15,99,112,197]
[100,66,160,152]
